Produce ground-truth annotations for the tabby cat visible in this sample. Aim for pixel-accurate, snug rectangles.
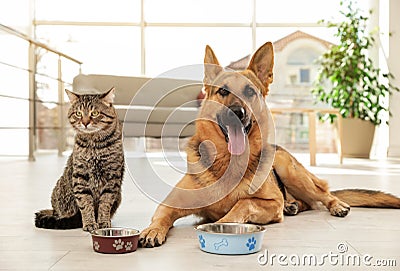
[35,88,125,231]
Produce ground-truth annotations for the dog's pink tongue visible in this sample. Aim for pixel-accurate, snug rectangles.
[227,126,246,155]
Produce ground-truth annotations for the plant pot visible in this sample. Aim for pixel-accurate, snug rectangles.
[341,118,375,158]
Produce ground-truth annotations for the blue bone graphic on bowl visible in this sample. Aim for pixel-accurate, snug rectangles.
[214,238,228,250]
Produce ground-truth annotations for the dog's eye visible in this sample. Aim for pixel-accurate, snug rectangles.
[244,86,256,98]
[217,87,230,97]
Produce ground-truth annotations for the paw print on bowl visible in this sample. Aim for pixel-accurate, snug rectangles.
[125,241,133,251]
[198,235,206,248]
[112,239,125,251]
[246,236,257,251]
[93,241,100,251]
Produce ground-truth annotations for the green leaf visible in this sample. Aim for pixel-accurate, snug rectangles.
[311,0,398,126]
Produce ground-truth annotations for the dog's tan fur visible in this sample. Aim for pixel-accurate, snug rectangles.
[139,42,400,248]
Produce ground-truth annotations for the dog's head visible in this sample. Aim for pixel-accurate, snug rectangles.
[200,42,274,156]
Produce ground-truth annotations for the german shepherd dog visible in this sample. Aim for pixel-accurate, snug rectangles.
[139,42,400,248]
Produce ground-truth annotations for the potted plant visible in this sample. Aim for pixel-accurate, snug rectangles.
[312,0,399,158]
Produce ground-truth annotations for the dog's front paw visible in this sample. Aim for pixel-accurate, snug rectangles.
[83,222,99,232]
[139,226,168,248]
[329,202,350,217]
[284,201,299,216]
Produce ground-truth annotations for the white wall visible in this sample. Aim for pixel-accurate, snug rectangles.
[388,0,400,157]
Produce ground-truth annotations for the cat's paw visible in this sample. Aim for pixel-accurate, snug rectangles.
[98,221,111,229]
[83,223,99,232]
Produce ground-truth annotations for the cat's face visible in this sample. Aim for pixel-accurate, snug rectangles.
[65,88,117,134]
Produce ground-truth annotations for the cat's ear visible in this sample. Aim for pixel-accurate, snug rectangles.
[101,87,115,106]
[65,89,79,103]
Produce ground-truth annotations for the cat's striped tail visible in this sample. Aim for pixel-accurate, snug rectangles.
[35,209,82,229]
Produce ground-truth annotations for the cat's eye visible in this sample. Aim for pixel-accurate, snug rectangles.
[75,111,82,118]
[91,110,99,117]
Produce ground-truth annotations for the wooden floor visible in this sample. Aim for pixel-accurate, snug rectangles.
[0,152,399,270]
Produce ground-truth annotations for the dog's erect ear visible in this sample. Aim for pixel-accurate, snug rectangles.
[247,42,274,96]
[203,45,223,87]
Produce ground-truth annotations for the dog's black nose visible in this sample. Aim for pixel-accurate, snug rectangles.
[227,105,245,121]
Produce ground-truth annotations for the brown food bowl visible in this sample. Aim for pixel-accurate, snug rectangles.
[91,228,140,254]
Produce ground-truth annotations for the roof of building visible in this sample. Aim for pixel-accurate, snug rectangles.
[226,30,334,71]
[273,30,333,52]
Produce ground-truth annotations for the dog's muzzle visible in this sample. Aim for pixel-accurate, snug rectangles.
[217,105,252,155]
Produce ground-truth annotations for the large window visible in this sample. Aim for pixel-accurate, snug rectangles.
[35,25,141,75]
[33,0,371,77]
[28,0,385,156]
